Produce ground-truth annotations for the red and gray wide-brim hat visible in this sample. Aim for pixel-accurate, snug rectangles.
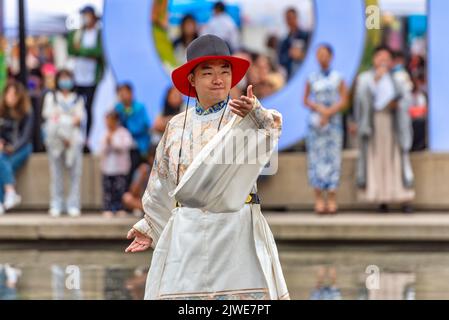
[171,34,250,97]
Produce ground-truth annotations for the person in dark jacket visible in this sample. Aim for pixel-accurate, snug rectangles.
[0,81,33,214]
[278,7,310,79]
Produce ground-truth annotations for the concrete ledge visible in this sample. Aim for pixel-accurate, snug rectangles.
[2,213,449,242]
[266,213,449,241]
[15,153,103,210]
[13,151,449,210]
[0,214,134,240]
[258,151,449,210]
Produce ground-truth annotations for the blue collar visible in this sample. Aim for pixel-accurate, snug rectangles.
[321,69,331,77]
[195,100,227,116]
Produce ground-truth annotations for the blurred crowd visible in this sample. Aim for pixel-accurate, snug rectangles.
[0,1,428,218]
[0,5,186,217]
[171,3,310,99]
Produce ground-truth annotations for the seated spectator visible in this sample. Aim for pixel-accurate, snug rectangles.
[0,81,33,214]
[100,111,134,218]
[152,86,184,146]
[42,69,85,217]
[230,49,253,98]
[266,34,282,72]
[257,72,286,99]
[173,14,199,65]
[122,146,156,216]
[114,83,151,187]
[251,54,286,98]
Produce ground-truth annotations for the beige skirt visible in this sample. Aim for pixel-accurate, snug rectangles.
[358,110,415,203]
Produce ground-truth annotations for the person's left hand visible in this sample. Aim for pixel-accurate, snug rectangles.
[289,47,304,61]
[63,139,71,148]
[229,85,255,118]
[388,99,399,110]
[320,115,330,128]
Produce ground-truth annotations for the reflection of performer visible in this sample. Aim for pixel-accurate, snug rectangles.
[125,35,289,300]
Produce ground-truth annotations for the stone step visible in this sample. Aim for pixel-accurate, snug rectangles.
[1,212,449,242]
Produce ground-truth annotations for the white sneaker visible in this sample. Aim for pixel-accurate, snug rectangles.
[49,208,62,217]
[0,204,4,215]
[3,191,21,210]
[67,207,81,217]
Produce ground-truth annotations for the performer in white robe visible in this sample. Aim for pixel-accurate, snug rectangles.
[125,34,289,300]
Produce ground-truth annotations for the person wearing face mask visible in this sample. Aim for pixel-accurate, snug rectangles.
[67,5,104,144]
[42,69,86,217]
[0,81,33,215]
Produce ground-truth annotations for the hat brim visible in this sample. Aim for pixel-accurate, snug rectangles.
[171,56,250,97]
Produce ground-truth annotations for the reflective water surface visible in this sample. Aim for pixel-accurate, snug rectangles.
[1,242,449,300]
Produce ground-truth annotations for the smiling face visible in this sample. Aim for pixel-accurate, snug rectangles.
[188,59,232,108]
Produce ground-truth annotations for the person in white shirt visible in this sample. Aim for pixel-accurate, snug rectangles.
[201,1,240,53]
[42,69,86,217]
[99,111,134,218]
[68,5,104,141]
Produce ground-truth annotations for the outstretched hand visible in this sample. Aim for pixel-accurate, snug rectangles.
[125,228,153,253]
[229,85,255,118]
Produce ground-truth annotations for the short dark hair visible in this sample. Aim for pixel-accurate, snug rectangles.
[181,13,196,25]
[105,110,120,121]
[116,82,133,93]
[286,7,298,16]
[80,5,96,15]
[318,43,334,56]
[213,1,225,12]
[373,45,394,58]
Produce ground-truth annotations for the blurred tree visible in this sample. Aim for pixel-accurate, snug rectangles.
[152,0,177,69]
[0,37,6,92]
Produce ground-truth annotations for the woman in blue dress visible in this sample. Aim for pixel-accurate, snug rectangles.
[303,44,348,214]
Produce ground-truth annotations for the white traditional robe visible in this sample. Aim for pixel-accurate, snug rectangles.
[132,97,289,300]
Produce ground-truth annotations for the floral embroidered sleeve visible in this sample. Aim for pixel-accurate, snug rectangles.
[132,125,174,249]
[247,96,282,140]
